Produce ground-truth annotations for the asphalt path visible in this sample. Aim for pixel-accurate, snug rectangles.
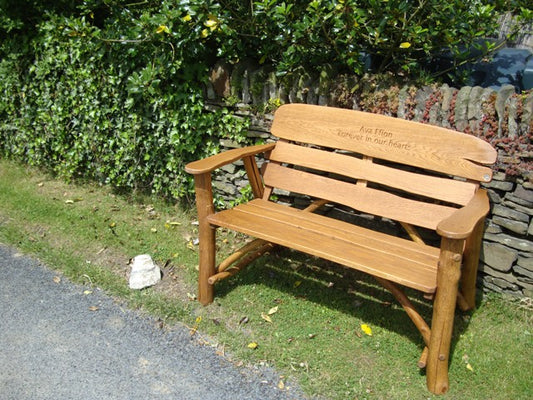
[0,243,307,400]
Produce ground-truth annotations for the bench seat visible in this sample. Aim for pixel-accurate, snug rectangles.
[209,199,440,293]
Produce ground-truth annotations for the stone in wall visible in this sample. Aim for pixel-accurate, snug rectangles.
[413,86,434,122]
[481,242,518,272]
[484,172,514,191]
[522,92,533,135]
[495,84,516,137]
[454,86,472,131]
[515,256,533,280]
[492,204,530,235]
[439,85,456,128]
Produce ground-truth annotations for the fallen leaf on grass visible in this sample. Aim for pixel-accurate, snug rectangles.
[261,312,272,323]
[65,198,83,204]
[247,342,258,349]
[164,220,182,229]
[268,306,279,315]
[189,316,202,336]
[462,354,474,372]
[361,324,373,336]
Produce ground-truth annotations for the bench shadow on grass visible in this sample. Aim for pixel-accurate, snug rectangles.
[213,245,474,373]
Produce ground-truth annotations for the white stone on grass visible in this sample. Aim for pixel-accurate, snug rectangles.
[129,254,161,289]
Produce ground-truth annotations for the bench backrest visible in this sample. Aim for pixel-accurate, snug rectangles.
[264,104,497,230]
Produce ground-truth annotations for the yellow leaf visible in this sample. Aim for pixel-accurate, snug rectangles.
[293,280,302,288]
[150,228,157,233]
[361,324,373,336]
[278,380,285,390]
[83,290,93,295]
[399,42,411,49]
[204,14,219,31]
[182,14,192,22]
[200,28,209,38]
[268,306,279,315]
[53,276,61,284]
[247,342,258,349]
[195,316,202,324]
[466,363,474,372]
[156,25,170,34]
[261,312,272,323]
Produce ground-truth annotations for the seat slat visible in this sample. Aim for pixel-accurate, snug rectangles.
[269,141,477,206]
[239,200,440,263]
[271,104,497,182]
[263,162,457,230]
[207,199,438,293]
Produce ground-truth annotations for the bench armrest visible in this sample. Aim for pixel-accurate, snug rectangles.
[436,189,490,239]
[185,143,275,175]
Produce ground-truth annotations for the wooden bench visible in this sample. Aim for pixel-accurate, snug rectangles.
[185,104,497,394]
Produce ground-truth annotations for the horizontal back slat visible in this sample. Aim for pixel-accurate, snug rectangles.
[269,141,478,206]
[263,163,457,229]
[271,104,497,182]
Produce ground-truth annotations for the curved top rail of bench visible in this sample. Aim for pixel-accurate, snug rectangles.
[271,104,497,182]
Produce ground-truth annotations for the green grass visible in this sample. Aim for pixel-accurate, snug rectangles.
[1,158,532,399]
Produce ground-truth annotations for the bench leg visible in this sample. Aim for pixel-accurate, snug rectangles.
[427,238,464,395]
[193,174,216,305]
[460,219,485,310]
[198,223,216,305]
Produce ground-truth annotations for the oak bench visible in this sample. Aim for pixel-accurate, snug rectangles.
[185,104,497,394]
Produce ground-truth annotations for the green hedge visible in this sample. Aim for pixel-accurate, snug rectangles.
[0,2,248,200]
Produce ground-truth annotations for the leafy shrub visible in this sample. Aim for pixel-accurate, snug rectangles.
[214,0,503,81]
[0,1,248,200]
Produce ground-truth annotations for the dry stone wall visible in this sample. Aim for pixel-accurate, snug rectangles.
[204,61,533,297]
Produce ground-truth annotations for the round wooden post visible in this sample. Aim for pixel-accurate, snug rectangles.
[427,237,464,394]
[193,174,216,305]
[460,219,485,310]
